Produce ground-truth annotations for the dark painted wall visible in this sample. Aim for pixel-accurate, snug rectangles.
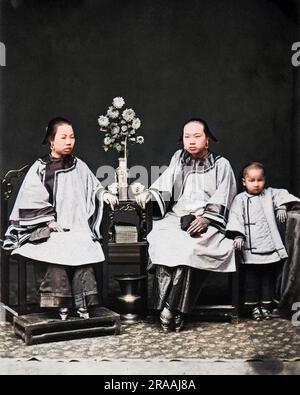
[0,0,299,193]
[291,3,300,195]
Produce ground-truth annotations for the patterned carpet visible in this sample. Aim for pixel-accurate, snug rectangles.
[1,318,300,362]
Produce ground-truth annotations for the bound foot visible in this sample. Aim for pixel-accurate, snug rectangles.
[160,308,173,332]
[77,308,90,319]
[174,313,184,333]
[58,308,69,321]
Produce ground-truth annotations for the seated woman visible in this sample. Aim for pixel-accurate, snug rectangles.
[3,117,118,320]
[135,118,237,332]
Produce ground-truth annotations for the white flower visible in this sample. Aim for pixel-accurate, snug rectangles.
[107,107,119,119]
[113,97,125,109]
[132,118,141,130]
[122,108,135,122]
[98,116,109,128]
[115,143,123,152]
[111,126,120,135]
[104,137,112,145]
[108,182,119,195]
[136,136,144,144]
[130,183,145,196]
[99,98,143,154]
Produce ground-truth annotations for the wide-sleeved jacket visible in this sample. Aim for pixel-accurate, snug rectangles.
[226,188,300,264]
[3,155,107,266]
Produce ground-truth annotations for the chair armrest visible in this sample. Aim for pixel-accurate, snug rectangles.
[289,202,300,212]
[145,200,153,235]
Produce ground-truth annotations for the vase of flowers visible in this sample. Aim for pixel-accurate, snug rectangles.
[98,97,144,200]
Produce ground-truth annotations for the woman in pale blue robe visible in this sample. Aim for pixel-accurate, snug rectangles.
[4,117,118,320]
[135,118,237,332]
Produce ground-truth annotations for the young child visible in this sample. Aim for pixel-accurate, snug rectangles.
[226,162,300,321]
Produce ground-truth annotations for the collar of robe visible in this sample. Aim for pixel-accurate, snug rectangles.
[39,154,76,169]
[245,190,266,199]
[180,149,220,170]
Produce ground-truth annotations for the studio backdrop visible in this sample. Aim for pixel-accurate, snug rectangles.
[0,0,300,193]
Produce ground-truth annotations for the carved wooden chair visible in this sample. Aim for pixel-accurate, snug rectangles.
[0,165,30,319]
[192,253,241,324]
[0,165,111,321]
[278,203,300,316]
[0,165,122,345]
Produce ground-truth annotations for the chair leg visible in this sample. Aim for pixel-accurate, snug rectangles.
[140,246,148,317]
[231,253,241,321]
[100,203,110,307]
[94,262,104,306]
[102,261,109,307]
[0,250,10,322]
[18,257,27,315]
[0,249,10,307]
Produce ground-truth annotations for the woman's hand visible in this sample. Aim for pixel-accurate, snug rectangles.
[103,192,119,210]
[48,221,64,232]
[187,217,210,236]
[135,190,151,209]
[234,237,245,251]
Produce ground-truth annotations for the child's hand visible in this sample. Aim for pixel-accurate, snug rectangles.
[276,207,287,223]
[234,237,245,251]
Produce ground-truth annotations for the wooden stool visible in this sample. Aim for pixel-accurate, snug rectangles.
[14,307,121,346]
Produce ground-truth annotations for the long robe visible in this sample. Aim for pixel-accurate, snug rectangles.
[226,188,300,265]
[3,155,106,266]
[147,150,237,273]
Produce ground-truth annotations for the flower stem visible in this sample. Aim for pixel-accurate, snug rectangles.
[125,136,128,161]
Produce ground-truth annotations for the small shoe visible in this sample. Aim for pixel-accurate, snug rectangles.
[174,314,184,333]
[59,308,69,321]
[77,308,90,319]
[261,307,272,320]
[271,308,280,318]
[251,307,263,321]
[160,312,172,333]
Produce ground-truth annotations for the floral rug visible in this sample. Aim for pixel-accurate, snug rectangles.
[1,318,300,362]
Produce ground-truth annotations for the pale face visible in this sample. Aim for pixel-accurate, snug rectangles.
[183,122,209,157]
[51,124,75,158]
[243,168,266,195]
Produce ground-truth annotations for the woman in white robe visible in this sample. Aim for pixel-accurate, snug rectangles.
[4,117,118,320]
[135,118,237,332]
